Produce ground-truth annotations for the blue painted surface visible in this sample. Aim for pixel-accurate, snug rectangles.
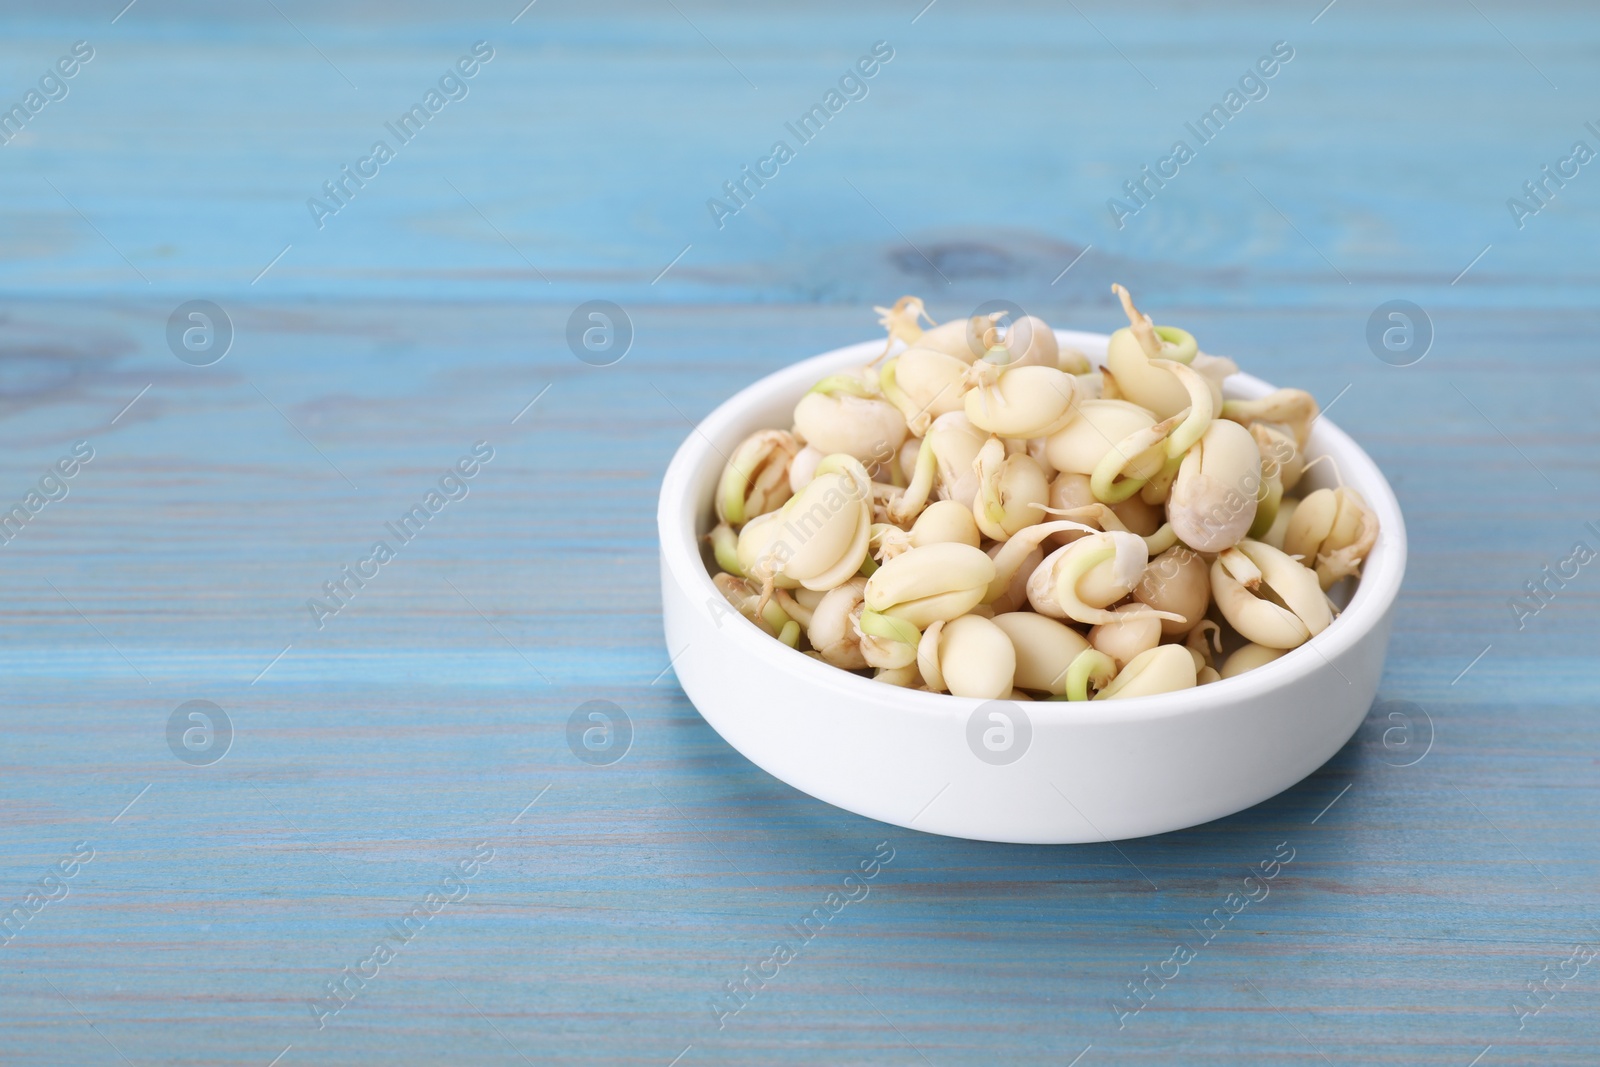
[1,2,1597,1064]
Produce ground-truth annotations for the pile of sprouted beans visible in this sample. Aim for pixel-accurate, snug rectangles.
[707,286,1379,701]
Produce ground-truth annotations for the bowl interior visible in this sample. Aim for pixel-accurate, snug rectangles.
[659,330,1406,721]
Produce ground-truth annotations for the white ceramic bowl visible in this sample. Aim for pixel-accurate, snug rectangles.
[658,332,1406,843]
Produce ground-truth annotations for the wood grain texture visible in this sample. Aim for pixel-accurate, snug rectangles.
[1,2,1598,1065]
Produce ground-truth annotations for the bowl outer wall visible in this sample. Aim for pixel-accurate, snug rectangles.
[657,332,1406,843]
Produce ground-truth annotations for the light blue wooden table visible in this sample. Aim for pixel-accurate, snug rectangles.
[2,1,1597,1064]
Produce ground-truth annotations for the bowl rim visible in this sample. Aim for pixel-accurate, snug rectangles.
[658,329,1407,725]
